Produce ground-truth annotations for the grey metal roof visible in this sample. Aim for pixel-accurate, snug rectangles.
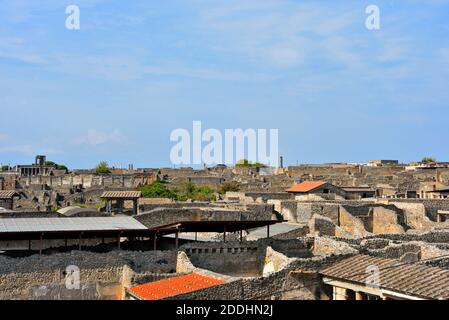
[247,222,303,239]
[0,217,148,233]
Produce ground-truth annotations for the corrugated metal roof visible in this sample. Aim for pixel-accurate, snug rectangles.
[286,181,326,193]
[247,222,303,239]
[321,255,449,300]
[127,273,224,300]
[0,217,147,233]
[100,191,141,199]
[0,191,19,199]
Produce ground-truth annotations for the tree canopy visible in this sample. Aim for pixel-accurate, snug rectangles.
[95,161,111,174]
[421,157,436,164]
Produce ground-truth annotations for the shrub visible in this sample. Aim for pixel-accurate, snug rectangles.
[95,161,111,174]
[140,181,177,199]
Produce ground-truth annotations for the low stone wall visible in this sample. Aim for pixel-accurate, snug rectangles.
[0,266,126,300]
[180,241,264,277]
[0,250,177,300]
[382,199,449,222]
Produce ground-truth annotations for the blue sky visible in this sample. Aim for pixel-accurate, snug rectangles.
[0,0,449,168]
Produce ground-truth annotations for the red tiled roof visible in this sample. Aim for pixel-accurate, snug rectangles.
[286,181,326,193]
[127,273,225,300]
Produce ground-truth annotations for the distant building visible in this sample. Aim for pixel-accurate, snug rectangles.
[15,155,56,176]
[286,181,346,198]
[0,191,20,210]
[367,160,399,167]
[426,186,449,199]
[341,187,376,199]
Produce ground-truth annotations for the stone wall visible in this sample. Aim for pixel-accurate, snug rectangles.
[15,173,156,190]
[0,249,177,300]
[170,254,353,300]
[180,242,263,277]
[382,199,449,222]
[136,206,274,230]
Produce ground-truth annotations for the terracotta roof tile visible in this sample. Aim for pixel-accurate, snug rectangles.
[127,273,225,300]
[286,181,327,193]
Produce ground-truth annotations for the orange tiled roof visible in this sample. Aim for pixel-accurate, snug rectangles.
[286,181,326,193]
[127,273,225,300]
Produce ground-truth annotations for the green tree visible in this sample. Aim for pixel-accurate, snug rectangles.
[235,159,266,168]
[1,165,10,171]
[175,181,216,201]
[140,181,177,199]
[421,157,436,164]
[96,161,111,174]
[45,161,68,171]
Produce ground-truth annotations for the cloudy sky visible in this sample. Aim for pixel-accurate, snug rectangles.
[0,0,448,168]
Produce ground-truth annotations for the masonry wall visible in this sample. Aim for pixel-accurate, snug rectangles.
[382,199,449,222]
[171,254,353,300]
[181,242,264,277]
[0,250,177,300]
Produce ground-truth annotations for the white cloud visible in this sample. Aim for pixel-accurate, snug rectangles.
[75,129,128,146]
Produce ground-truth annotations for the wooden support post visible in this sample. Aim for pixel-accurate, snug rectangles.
[39,233,43,256]
[133,199,138,216]
[117,232,121,250]
[267,225,270,238]
[79,232,83,251]
[175,231,179,249]
[195,232,198,241]
[240,230,243,242]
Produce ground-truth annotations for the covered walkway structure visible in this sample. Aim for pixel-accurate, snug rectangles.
[320,255,449,300]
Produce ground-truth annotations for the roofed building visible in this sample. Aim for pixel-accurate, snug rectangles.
[100,191,142,215]
[341,186,376,199]
[426,186,449,199]
[321,255,449,300]
[286,181,346,198]
[0,191,20,210]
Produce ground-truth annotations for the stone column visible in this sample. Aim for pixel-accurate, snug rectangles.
[333,287,348,300]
